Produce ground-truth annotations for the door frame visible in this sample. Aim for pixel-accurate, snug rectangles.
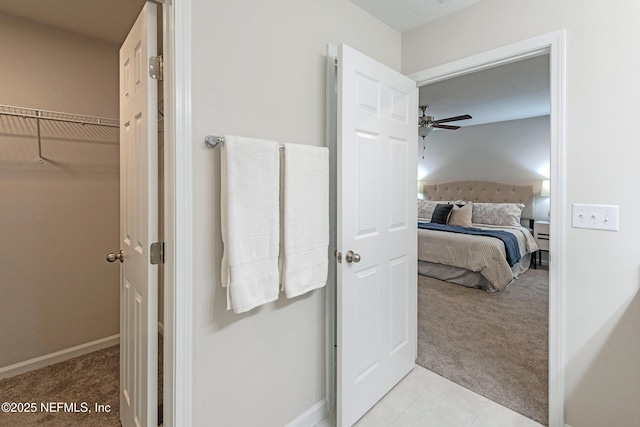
[163,0,194,425]
[407,29,566,427]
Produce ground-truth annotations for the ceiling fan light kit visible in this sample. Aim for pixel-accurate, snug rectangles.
[418,105,472,159]
[418,121,433,138]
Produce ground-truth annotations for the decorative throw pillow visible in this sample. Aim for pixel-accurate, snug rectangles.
[417,200,440,221]
[472,203,525,227]
[431,203,454,224]
[448,203,473,227]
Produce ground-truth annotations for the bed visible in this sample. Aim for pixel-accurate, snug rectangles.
[417,181,539,292]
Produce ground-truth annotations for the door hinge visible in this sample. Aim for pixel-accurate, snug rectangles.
[150,242,164,265]
[149,56,163,81]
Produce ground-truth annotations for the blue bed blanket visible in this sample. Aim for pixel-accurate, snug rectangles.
[417,222,522,267]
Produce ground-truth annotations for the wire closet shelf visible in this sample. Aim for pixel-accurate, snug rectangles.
[0,104,119,128]
[0,104,120,164]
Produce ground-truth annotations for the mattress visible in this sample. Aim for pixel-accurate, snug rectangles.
[417,222,538,292]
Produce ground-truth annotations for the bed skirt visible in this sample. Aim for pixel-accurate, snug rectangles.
[418,253,532,292]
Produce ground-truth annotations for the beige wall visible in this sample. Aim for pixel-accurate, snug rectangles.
[189,0,400,425]
[403,1,640,426]
[419,116,551,220]
[0,14,120,368]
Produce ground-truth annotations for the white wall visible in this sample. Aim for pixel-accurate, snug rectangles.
[404,1,640,426]
[0,13,119,368]
[419,116,550,220]
[189,1,400,426]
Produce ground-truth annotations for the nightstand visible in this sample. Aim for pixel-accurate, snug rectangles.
[533,220,550,268]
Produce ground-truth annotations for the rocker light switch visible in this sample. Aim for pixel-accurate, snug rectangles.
[572,203,619,231]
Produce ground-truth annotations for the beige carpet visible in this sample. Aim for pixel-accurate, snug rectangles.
[0,345,120,426]
[417,266,549,425]
[0,337,163,427]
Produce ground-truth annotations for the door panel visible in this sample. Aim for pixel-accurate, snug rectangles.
[355,132,380,236]
[119,3,158,427]
[337,43,417,427]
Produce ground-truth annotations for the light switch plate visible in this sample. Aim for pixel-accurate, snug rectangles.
[572,203,619,231]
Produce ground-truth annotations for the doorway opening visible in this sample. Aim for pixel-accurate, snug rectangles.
[409,30,566,427]
[0,2,167,426]
[415,53,551,425]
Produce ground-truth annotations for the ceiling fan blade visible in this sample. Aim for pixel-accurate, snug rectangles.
[434,114,472,124]
[433,124,461,130]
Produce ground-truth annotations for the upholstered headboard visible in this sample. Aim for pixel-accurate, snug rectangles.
[422,181,536,220]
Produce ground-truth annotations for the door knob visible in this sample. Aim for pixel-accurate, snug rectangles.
[106,250,124,263]
[345,250,361,264]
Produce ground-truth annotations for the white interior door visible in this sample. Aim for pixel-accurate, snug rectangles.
[119,3,158,427]
[337,43,418,427]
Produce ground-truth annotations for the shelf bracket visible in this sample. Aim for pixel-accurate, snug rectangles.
[35,111,43,164]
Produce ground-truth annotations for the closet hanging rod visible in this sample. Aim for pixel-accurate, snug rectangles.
[204,135,284,149]
[0,104,119,128]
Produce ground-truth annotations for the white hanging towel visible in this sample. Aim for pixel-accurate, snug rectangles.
[281,143,329,298]
[221,135,280,313]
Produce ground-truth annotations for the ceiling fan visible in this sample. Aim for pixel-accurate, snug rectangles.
[418,105,472,138]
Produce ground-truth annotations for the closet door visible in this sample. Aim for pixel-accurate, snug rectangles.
[336,43,418,427]
[119,3,159,427]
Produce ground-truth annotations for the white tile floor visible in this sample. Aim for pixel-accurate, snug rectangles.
[315,365,544,427]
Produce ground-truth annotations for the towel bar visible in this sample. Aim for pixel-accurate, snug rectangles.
[204,135,284,149]
[204,135,224,148]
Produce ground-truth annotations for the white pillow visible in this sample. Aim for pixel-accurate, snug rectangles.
[448,204,473,227]
[472,203,524,227]
[417,200,441,221]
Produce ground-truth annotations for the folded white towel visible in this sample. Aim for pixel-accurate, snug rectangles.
[221,135,280,313]
[281,143,329,298]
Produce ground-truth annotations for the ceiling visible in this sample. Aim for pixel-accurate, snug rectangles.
[419,55,551,129]
[0,0,147,45]
[351,0,482,33]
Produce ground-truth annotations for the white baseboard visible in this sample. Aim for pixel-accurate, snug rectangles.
[0,334,119,380]
[285,398,330,427]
